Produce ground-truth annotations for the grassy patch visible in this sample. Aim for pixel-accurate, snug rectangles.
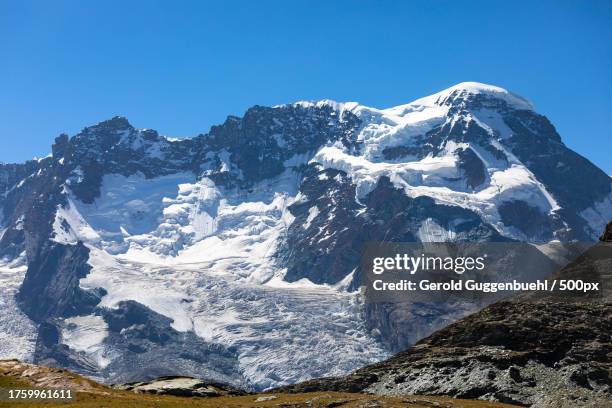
[0,376,31,389]
[0,385,520,408]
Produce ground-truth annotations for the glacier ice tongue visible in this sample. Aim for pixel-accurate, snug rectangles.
[0,256,37,361]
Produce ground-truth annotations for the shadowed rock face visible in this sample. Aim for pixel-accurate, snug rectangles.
[503,110,611,212]
[18,242,103,322]
[601,222,612,242]
[275,235,612,407]
[498,200,552,241]
[456,147,486,189]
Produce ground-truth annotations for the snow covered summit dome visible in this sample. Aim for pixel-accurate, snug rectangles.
[385,82,534,117]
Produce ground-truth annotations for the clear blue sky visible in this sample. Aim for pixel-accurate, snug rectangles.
[1,1,611,173]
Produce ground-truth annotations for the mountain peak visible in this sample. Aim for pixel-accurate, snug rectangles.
[70,116,143,155]
[91,116,133,132]
[407,82,534,111]
[446,81,510,93]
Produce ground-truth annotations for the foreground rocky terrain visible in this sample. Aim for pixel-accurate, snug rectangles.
[0,360,517,408]
[276,230,612,407]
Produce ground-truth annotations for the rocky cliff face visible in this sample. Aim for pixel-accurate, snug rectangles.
[0,82,610,390]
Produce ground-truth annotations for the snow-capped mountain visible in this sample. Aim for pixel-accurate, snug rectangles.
[0,82,610,389]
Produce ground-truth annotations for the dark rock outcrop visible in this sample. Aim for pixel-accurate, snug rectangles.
[498,200,553,241]
[503,110,611,213]
[601,222,612,242]
[457,146,486,189]
[18,242,103,322]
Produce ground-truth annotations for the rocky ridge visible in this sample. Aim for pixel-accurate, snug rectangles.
[0,359,104,393]
[0,359,519,407]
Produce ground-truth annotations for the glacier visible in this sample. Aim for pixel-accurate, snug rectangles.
[53,169,390,389]
[0,256,37,361]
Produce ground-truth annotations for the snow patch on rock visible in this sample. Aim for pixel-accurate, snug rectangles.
[61,314,111,369]
[302,206,319,230]
[580,191,612,238]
